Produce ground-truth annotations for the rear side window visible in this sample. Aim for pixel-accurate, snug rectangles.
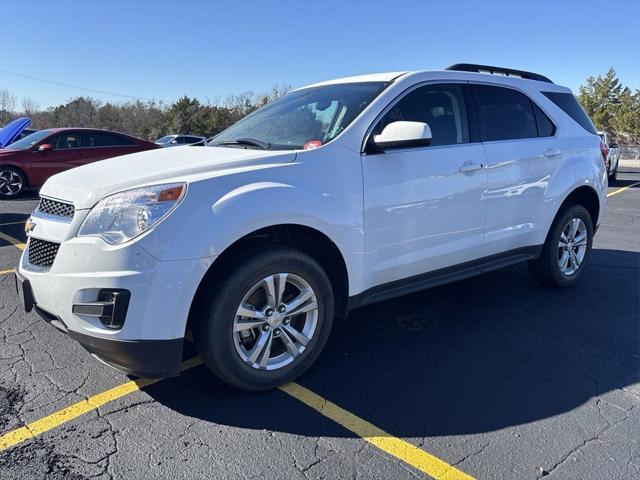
[542,92,597,135]
[474,85,538,141]
[84,132,135,147]
[107,133,135,146]
[533,104,556,137]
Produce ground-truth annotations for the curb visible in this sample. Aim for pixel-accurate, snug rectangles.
[620,158,640,169]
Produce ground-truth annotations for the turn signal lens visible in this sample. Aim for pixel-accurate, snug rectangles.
[158,185,184,202]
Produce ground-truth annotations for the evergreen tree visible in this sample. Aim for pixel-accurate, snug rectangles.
[578,68,623,136]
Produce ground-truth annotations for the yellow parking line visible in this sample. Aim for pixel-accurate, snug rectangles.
[279,382,474,480]
[0,356,203,451]
[607,180,640,197]
[0,351,473,479]
[0,268,15,275]
[0,231,26,250]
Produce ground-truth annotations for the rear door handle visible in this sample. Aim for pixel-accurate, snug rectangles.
[543,148,561,157]
[458,162,483,173]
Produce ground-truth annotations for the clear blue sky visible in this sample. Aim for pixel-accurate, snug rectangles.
[0,0,638,108]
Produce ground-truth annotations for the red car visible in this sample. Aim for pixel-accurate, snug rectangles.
[0,126,158,198]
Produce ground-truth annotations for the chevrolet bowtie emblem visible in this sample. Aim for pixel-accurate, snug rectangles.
[25,219,36,234]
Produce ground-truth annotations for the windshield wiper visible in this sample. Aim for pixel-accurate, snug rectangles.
[212,137,271,150]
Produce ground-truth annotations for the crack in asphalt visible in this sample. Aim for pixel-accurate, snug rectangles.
[544,404,638,478]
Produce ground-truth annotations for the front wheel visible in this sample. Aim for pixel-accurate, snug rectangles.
[528,205,594,287]
[0,167,27,198]
[194,246,334,391]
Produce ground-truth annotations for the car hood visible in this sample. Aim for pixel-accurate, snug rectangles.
[40,146,297,209]
[0,117,31,147]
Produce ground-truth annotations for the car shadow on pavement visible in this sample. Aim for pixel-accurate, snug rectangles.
[143,248,640,439]
[610,177,640,188]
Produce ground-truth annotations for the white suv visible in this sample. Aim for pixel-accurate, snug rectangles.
[16,64,607,391]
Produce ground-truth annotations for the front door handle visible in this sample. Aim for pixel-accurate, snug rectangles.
[458,162,483,173]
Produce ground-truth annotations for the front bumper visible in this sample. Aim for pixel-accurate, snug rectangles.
[17,233,212,378]
[17,268,186,378]
[68,330,184,378]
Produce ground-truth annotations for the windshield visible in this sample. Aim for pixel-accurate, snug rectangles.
[210,82,387,150]
[5,130,52,150]
[156,136,175,143]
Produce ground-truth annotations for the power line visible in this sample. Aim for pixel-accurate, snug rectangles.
[0,68,167,103]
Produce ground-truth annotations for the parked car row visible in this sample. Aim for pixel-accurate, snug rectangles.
[0,117,212,198]
[0,119,158,198]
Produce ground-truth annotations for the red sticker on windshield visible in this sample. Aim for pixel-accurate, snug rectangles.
[304,140,322,150]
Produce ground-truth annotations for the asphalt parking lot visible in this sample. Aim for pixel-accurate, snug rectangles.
[0,172,638,480]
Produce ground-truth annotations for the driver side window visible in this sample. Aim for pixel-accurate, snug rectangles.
[375,84,470,147]
[48,133,84,150]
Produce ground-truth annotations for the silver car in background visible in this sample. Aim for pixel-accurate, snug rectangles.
[598,130,620,181]
[155,134,206,147]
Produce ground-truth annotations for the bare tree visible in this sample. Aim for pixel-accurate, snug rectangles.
[225,91,258,118]
[0,89,17,125]
[21,97,40,117]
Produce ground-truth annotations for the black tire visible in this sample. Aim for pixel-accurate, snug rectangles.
[193,246,335,391]
[0,166,27,198]
[528,204,593,287]
[608,165,617,183]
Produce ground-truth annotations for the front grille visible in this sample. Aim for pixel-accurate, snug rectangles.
[28,238,60,267]
[37,197,75,219]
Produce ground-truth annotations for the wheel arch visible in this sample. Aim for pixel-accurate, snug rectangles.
[557,185,600,229]
[186,223,351,335]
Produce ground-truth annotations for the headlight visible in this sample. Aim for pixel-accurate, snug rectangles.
[78,183,186,245]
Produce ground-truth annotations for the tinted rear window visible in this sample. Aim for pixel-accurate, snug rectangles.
[474,85,538,141]
[533,104,556,137]
[542,92,597,135]
[84,132,134,147]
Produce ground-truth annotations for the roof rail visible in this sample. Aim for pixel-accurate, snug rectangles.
[446,63,553,84]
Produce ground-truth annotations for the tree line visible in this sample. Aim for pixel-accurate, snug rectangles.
[1,69,638,143]
[0,84,289,141]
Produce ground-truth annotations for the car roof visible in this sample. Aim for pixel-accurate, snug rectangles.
[295,72,408,90]
[297,69,571,92]
[45,127,129,134]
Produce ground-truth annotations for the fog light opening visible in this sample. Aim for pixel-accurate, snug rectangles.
[72,289,131,329]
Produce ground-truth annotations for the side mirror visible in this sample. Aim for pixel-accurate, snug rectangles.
[38,143,53,152]
[610,143,618,149]
[170,139,179,144]
[372,121,432,151]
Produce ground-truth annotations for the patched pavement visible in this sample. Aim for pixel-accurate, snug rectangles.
[0,173,638,479]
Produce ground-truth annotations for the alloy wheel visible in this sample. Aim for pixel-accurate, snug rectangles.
[232,273,319,371]
[0,170,23,196]
[557,218,587,276]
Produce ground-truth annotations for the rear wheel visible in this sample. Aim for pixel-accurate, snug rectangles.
[0,167,27,198]
[193,246,334,391]
[528,204,593,287]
